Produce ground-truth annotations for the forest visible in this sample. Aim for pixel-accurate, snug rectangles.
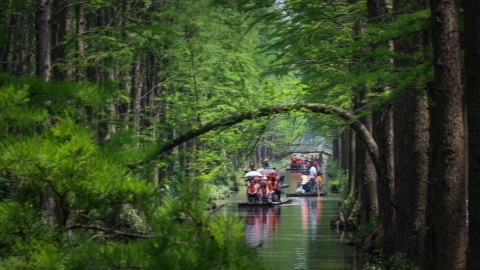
[0,0,479,269]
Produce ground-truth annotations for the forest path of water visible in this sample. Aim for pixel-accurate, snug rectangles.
[214,170,359,270]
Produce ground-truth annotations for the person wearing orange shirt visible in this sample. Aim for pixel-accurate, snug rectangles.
[246,180,259,203]
[258,178,271,203]
[266,174,279,202]
[316,172,323,191]
[291,154,298,169]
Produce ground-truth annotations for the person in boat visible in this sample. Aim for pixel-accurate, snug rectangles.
[246,179,258,203]
[261,158,269,168]
[300,171,309,185]
[267,173,281,202]
[290,154,298,169]
[313,160,318,171]
[308,162,318,192]
[303,155,309,167]
[316,172,323,191]
[300,171,310,192]
[249,162,256,171]
[278,175,285,185]
[258,178,272,203]
[296,185,306,193]
[295,155,303,169]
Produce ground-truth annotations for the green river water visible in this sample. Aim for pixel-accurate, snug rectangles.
[214,170,360,270]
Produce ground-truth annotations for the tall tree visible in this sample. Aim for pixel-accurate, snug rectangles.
[51,0,68,80]
[36,0,51,80]
[365,0,392,252]
[391,0,430,266]
[425,0,466,269]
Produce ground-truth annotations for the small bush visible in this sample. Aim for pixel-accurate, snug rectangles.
[326,158,348,196]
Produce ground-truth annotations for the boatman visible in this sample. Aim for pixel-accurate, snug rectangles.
[261,158,269,168]
[308,162,317,192]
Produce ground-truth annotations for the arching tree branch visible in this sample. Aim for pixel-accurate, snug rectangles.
[134,103,378,170]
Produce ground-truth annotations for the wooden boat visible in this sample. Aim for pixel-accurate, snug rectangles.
[238,198,293,207]
[286,191,327,197]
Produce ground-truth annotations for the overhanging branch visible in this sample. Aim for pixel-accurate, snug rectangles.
[132,103,379,170]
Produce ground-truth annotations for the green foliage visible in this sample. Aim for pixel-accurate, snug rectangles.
[356,211,379,241]
[256,0,433,138]
[326,158,348,196]
[342,193,357,221]
[63,182,271,270]
[363,253,419,270]
[1,0,438,267]
[0,72,273,269]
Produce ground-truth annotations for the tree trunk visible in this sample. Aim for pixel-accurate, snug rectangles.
[393,78,430,265]
[133,57,143,135]
[36,0,51,81]
[340,130,350,171]
[392,0,430,266]
[1,13,14,73]
[425,0,466,268]
[332,135,340,164]
[51,0,67,81]
[375,102,396,256]
[118,0,133,125]
[355,94,378,225]
[146,52,160,187]
[464,0,480,268]
[10,13,24,76]
[76,3,85,80]
[35,0,56,229]
[348,130,356,196]
[366,0,395,256]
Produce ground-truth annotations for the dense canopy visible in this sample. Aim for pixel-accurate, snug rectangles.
[0,0,479,269]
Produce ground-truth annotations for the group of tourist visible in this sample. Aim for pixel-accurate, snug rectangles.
[296,162,323,193]
[290,154,321,170]
[244,156,323,202]
[246,173,282,204]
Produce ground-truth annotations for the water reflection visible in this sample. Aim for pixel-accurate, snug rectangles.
[240,206,281,246]
[302,198,322,233]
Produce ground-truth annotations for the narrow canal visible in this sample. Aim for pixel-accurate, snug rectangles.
[214,170,359,270]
